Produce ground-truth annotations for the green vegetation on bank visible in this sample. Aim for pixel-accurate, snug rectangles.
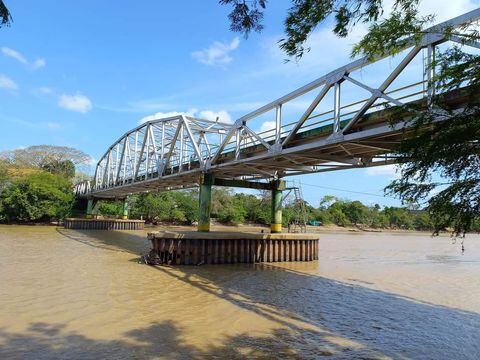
[90,190,471,232]
[0,171,73,222]
[0,145,89,223]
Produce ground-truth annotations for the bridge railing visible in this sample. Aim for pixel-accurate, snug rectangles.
[220,79,428,155]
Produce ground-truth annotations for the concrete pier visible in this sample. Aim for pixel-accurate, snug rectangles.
[147,231,319,265]
[64,218,145,230]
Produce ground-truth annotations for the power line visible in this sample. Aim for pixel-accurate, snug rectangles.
[300,182,396,199]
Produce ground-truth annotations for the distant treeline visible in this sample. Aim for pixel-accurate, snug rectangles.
[1,145,478,232]
[97,190,459,232]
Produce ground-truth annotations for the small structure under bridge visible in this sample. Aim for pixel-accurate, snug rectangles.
[74,9,480,236]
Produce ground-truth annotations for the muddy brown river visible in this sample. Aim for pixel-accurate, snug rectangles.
[0,225,479,359]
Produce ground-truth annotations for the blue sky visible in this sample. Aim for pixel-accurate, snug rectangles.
[0,0,478,207]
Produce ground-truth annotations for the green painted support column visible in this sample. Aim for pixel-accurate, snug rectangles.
[86,198,94,219]
[271,180,285,233]
[122,198,129,220]
[92,200,100,217]
[198,173,213,232]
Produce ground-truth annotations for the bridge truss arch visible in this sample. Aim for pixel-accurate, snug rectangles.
[86,115,230,197]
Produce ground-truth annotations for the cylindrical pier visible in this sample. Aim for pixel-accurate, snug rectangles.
[64,218,145,230]
[147,231,319,265]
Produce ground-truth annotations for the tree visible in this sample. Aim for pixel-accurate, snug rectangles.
[234,193,270,224]
[383,207,414,230]
[211,188,246,225]
[0,160,8,193]
[216,200,246,224]
[128,191,198,224]
[130,192,179,223]
[171,190,199,224]
[0,0,11,28]
[220,1,480,235]
[41,159,76,179]
[0,145,91,169]
[96,200,123,218]
[343,200,367,225]
[0,171,74,222]
[220,0,266,35]
[385,45,480,236]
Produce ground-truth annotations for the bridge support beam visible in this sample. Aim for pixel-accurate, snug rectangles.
[86,198,100,219]
[86,198,94,219]
[271,180,285,233]
[213,178,275,190]
[198,173,213,232]
[122,198,129,220]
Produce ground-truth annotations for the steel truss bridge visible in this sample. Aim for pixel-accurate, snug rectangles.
[75,9,480,200]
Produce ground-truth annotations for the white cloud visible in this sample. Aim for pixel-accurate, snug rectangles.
[31,58,46,70]
[1,47,27,64]
[391,0,477,23]
[0,74,18,90]
[37,86,53,94]
[139,108,198,124]
[366,164,399,178]
[256,24,365,80]
[259,120,276,134]
[191,37,240,66]
[198,110,232,123]
[44,122,61,130]
[58,93,92,113]
[139,108,232,124]
[1,47,46,70]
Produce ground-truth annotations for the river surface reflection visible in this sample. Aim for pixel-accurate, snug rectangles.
[0,225,479,359]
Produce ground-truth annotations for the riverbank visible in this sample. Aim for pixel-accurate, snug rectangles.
[142,222,438,236]
[0,220,435,235]
[0,220,451,239]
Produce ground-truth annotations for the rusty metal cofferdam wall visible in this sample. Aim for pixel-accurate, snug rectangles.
[74,9,480,199]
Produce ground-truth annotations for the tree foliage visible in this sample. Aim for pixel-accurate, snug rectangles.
[0,145,91,168]
[0,0,11,28]
[313,196,437,230]
[219,0,266,35]
[0,146,91,223]
[0,160,8,193]
[41,159,76,179]
[128,191,199,224]
[386,42,480,236]
[0,171,74,222]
